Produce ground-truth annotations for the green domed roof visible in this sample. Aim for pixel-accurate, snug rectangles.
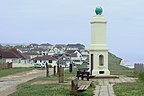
[95,7,103,15]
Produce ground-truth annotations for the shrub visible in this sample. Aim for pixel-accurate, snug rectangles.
[48,65,52,68]
[138,72,144,81]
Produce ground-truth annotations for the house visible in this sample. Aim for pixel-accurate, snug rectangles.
[0,49,34,68]
[80,50,89,61]
[17,47,30,53]
[0,49,20,64]
[39,43,53,50]
[47,47,63,56]
[32,55,57,67]
[55,44,67,51]
[66,43,85,51]
[0,44,3,49]
[30,48,48,55]
[66,50,83,65]
[71,53,83,65]
[56,54,71,67]
[23,52,41,59]
[28,43,39,48]
[10,48,30,64]
[53,47,60,54]
[48,48,55,56]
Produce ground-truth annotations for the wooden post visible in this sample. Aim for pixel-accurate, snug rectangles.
[59,66,64,83]
[71,77,78,95]
[69,63,72,73]
[0,54,2,70]
[54,66,56,76]
[57,64,59,75]
[46,63,49,77]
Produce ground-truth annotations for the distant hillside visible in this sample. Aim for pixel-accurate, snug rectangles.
[108,52,129,72]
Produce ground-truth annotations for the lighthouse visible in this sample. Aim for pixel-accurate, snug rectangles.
[89,7,110,76]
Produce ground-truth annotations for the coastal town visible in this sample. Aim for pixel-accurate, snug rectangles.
[0,43,89,68]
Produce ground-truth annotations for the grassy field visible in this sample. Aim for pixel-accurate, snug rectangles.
[114,71,144,96]
[0,67,34,77]
[114,80,144,96]
[109,53,144,96]
[108,52,144,96]
[9,69,95,96]
[108,52,129,72]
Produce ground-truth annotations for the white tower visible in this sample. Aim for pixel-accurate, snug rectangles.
[89,7,110,76]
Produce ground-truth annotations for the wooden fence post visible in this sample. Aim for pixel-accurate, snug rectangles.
[46,63,49,77]
[59,66,64,83]
[57,65,59,75]
[69,63,72,73]
[54,66,56,76]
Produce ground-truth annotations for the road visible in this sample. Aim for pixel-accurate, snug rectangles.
[0,69,53,96]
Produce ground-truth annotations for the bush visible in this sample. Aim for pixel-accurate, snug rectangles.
[48,65,52,68]
[138,72,144,81]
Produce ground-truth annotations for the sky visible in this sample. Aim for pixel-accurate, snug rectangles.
[0,0,144,61]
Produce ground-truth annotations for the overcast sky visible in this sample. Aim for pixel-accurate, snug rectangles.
[0,0,144,60]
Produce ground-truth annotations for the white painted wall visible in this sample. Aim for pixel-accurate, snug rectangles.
[5,59,12,63]
[35,60,57,67]
[13,63,33,67]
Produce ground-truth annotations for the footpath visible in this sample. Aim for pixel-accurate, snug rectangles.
[93,76,138,96]
[0,69,53,96]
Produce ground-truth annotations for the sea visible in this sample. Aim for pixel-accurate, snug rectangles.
[119,54,144,68]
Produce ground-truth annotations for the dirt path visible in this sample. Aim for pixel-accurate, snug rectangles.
[0,69,53,96]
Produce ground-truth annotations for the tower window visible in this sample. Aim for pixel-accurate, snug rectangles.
[99,71,104,74]
[99,55,104,66]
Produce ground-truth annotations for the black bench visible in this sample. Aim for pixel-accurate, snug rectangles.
[77,70,90,81]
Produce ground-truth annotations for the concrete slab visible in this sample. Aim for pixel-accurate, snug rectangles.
[93,76,137,96]
[93,86,100,96]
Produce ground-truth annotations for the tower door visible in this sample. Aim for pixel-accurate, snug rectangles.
[91,54,93,74]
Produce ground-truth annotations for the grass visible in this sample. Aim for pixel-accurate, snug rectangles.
[77,63,88,69]
[110,54,144,96]
[108,52,135,77]
[10,82,95,96]
[110,69,138,77]
[138,72,144,81]
[114,80,144,96]
[114,71,144,96]
[10,83,70,96]
[9,68,95,96]
[0,67,34,77]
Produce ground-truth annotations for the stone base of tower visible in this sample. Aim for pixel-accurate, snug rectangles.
[92,69,110,76]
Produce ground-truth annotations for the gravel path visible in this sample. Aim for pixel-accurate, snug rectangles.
[0,69,53,96]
